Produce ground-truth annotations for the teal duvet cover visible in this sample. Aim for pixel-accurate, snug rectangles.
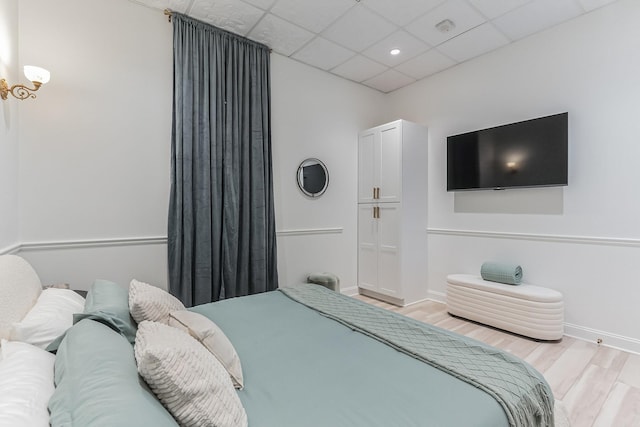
[191,287,529,427]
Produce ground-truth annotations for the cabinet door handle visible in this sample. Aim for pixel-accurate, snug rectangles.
[377,187,381,199]
[372,187,376,199]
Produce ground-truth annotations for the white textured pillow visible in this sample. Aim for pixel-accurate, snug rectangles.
[135,321,248,427]
[0,255,42,340]
[10,288,85,349]
[0,339,55,427]
[129,279,185,324]
[169,310,244,389]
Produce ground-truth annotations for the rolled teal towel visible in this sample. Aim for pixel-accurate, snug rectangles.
[480,262,523,285]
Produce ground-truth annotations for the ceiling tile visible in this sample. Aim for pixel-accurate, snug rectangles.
[362,31,430,67]
[395,49,456,79]
[331,55,388,83]
[363,0,446,26]
[248,14,314,55]
[323,5,397,52]
[467,0,532,19]
[242,0,276,11]
[190,0,265,36]
[576,0,618,12]
[292,37,355,70]
[492,0,583,41]
[436,22,509,62]
[130,0,192,13]
[363,69,416,93]
[270,0,354,34]
[406,0,487,46]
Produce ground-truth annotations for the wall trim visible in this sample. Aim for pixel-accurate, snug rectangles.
[276,227,343,237]
[0,243,21,255]
[340,285,359,297]
[7,231,639,354]
[427,289,640,354]
[5,228,344,253]
[564,323,640,356]
[427,291,640,354]
[427,289,446,303]
[18,236,168,252]
[428,228,640,247]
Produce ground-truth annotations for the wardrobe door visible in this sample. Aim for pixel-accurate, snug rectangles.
[358,131,376,204]
[357,204,378,292]
[378,123,402,203]
[377,203,401,298]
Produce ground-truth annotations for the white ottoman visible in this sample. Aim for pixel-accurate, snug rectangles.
[446,274,564,341]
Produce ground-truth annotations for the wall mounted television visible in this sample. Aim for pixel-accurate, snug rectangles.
[447,112,568,191]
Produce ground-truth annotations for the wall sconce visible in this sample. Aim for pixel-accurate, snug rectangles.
[1,66,50,101]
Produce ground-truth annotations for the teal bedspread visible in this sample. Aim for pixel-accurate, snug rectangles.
[191,287,527,427]
[281,285,553,427]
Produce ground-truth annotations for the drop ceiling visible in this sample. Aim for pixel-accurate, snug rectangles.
[129,0,619,93]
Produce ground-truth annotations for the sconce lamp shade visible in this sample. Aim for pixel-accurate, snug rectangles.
[0,65,50,100]
[23,66,50,85]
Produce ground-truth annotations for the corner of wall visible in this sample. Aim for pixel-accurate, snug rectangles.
[0,0,21,253]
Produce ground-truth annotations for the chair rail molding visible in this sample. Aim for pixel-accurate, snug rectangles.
[16,236,168,252]
[427,228,640,247]
[0,243,21,255]
[276,227,343,237]
[2,228,345,254]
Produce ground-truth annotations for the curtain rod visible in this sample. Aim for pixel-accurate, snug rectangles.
[164,9,273,53]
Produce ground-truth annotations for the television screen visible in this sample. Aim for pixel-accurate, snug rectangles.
[447,112,568,191]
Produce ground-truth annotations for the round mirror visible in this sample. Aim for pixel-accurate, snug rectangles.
[297,158,329,198]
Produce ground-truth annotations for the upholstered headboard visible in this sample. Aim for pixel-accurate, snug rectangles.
[0,255,42,339]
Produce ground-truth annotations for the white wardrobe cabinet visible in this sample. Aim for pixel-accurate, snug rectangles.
[357,120,428,306]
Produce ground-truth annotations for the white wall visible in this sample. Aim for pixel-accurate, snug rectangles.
[388,0,640,351]
[271,55,387,292]
[17,0,173,289]
[0,0,20,253]
[12,0,388,294]
[10,0,639,352]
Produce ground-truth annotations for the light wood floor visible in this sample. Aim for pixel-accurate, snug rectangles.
[353,294,640,427]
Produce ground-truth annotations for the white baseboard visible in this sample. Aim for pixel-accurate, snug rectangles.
[564,323,640,355]
[427,288,640,355]
[340,286,358,297]
[8,236,640,355]
[427,289,446,304]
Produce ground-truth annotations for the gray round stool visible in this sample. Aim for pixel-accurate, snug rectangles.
[307,272,339,291]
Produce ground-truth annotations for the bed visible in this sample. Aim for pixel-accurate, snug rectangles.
[0,255,562,427]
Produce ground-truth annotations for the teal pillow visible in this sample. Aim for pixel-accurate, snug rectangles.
[46,280,137,353]
[76,279,137,343]
[48,319,178,427]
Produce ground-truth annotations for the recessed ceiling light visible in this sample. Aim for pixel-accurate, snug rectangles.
[390,48,401,56]
[435,19,455,33]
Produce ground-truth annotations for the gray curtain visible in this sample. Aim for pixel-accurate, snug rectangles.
[168,13,278,307]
